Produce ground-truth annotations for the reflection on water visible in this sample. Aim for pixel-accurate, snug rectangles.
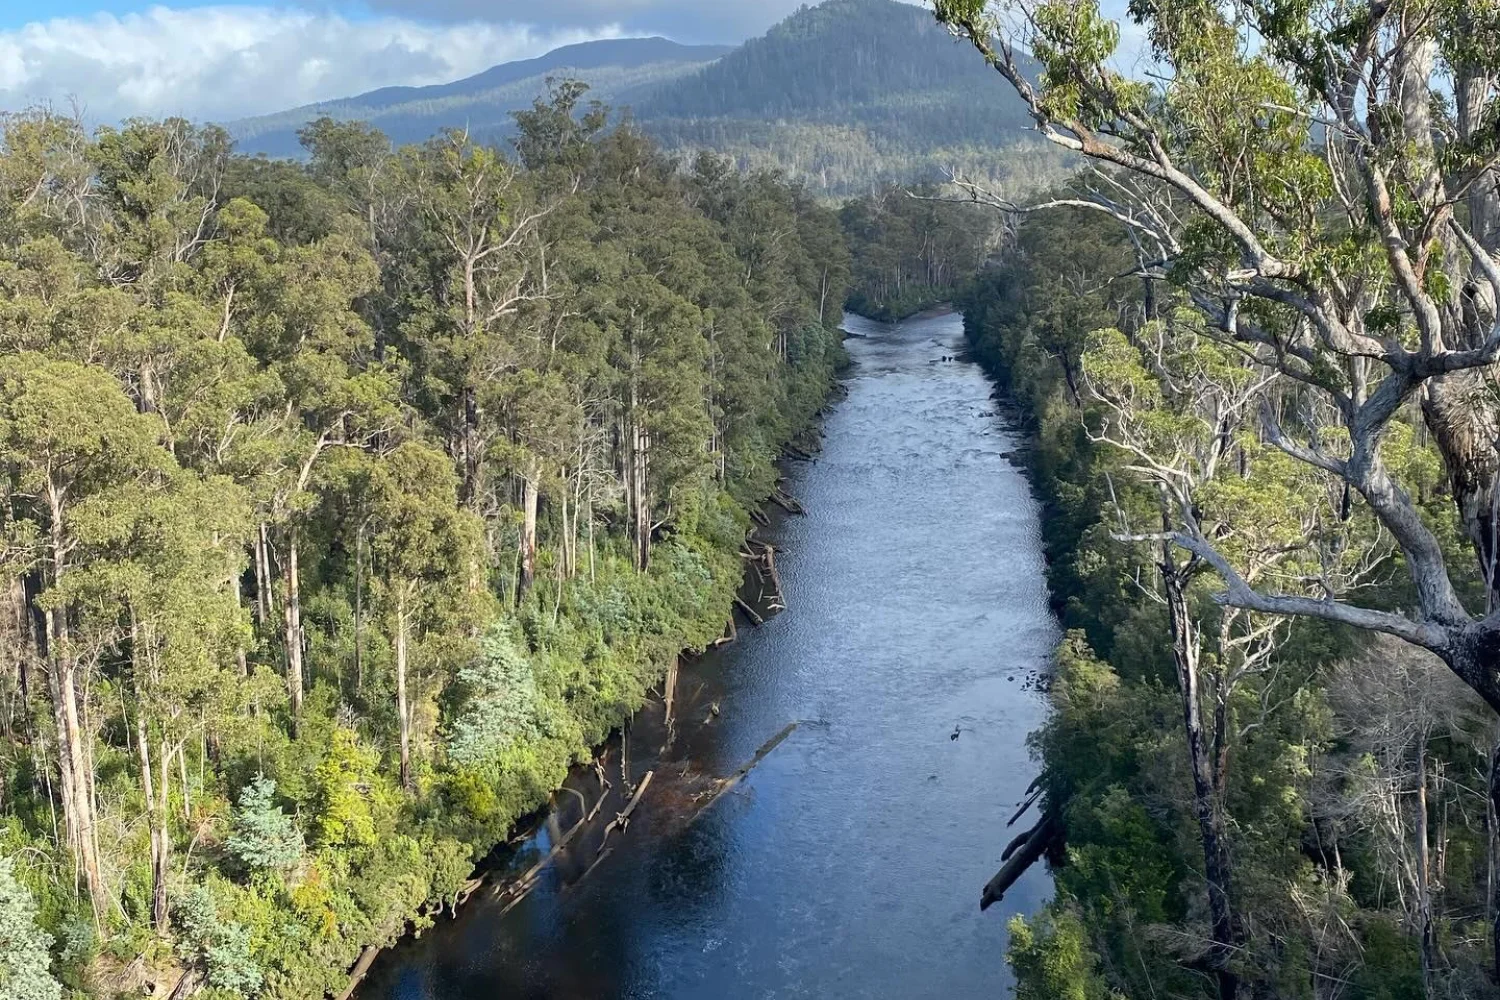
[358,310,1058,1000]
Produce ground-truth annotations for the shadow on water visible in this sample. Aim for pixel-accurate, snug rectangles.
[357,310,1059,1000]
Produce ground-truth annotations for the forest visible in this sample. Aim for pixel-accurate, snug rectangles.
[0,82,850,998]
[933,0,1500,997]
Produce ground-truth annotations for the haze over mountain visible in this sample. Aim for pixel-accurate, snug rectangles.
[231,0,1066,196]
[230,37,732,158]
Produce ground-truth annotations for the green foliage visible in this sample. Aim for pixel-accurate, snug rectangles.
[1007,906,1119,1000]
[176,884,263,998]
[0,856,62,1000]
[961,181,1497,995]
[841,186,996,320]
[447,625,542,770]
[0,77,852,998]
[226,779,305,877]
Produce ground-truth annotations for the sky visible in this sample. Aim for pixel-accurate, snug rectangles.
[0,0,1139,124]
[0,0,822,123]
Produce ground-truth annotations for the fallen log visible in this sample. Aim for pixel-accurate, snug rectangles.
[769,490,806,515]
[584,782,611,824]
[733,596,764,627]
[763,547,786,611]
[494,879,538,920]
[785,445,814,462]
[750,508,771,528]
[1008,785,1044,828]
[454,875,486,909]
[691,722,799,819]
[335,947,379,1000]
[1001,827,1033,863]
[503,786,598,896]
[662,657,679,741]
[597,769,655,854]
[981,813,1061,911]
[710,617,736,648]
[571,847,614,889]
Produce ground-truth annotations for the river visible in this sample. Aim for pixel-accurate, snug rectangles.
[357,309,1059,999]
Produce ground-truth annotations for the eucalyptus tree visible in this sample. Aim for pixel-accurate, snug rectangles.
[932,0,1500,709]
[1081,311,1385,993]
[367,441,485,790]
[0,353,171,924]
[931,0,1500,988]
[61,469,251,933]
[400,130,551,514]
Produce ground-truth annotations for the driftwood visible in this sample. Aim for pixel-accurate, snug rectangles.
[733,596,764,627]
[981,812,1061,911]
[769,489,806,515]
[664,658,678,718]
[691,722,799,819]
[585,782,611,824]
[1001,827,1033,862]
[1008,785,1044,828]
[502,786,598,897]
[597,769,655,854]
[454,875,486,909]
[495,879,538,920]
[710,615,737,648]
[784,443,817,462]
[661,657,680,752]
[750,508,771,528]
[762,546,786,611]
[572,847,614,889]
[335,948,378,1000]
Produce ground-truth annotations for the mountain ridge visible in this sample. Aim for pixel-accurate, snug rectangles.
[230,37,732,155]
[230,0,1068,196]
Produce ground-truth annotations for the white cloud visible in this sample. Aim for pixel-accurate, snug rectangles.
[0,5,623,123]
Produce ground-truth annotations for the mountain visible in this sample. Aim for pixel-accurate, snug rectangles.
[231,0,1069,197]
[230,37,733,158]
[637,0,1062,195]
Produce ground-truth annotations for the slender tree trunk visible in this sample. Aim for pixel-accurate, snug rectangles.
[43,627,79,865]
[255,523,273,626]
[459,385,482,510]
[53,631,105,923]
[1164,548,1237,1000]
[1489,736,1500,985]
[282,530,304,725]
[395,586,412,792]
[43,493,106,924]
[134,702,169,934]
[354,523,365,696]
[1417,739,1436,997]
[520,470,539,599]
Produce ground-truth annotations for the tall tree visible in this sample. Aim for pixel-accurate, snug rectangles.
[934,0,1500,980]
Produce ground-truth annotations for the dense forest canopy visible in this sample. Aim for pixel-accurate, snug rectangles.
[932,0,1500,997]
[0,82,851,997]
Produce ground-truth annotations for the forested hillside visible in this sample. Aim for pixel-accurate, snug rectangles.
[840,187,998,320]
[231,38,731,159]
[232,0,1075,198]
[931,0,1500,996]
[0,83,849,997]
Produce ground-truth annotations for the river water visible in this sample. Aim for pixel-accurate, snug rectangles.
[358,309,1058,999]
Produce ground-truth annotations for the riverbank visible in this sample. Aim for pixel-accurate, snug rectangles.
[355,309,1058,1000]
